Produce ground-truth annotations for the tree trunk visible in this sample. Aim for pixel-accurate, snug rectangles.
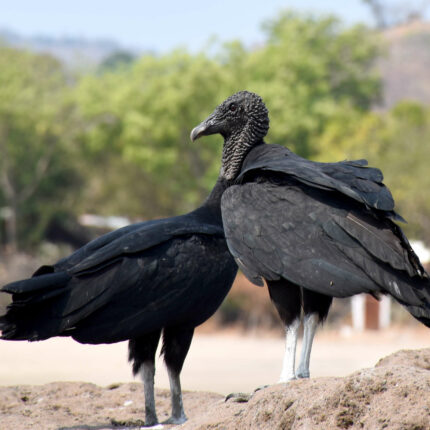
[4,203,18,253]
[0,166,18,253]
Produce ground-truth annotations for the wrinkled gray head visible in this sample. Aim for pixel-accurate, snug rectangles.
[191,91,269,180]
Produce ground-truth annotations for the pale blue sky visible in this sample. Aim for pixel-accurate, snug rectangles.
[0,0,376,51]
[0,0,395,52]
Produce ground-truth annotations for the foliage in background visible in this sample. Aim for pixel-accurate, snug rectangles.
[74,51,230,217]
[235,12,381,157]
[316,101,430,240]
[73,11,381,220]
[0,10,429,249]
[0,46,82,250]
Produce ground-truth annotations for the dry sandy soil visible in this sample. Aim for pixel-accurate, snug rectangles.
[1,327,429,394]
[0,332,429,430]
[0,348,429,429]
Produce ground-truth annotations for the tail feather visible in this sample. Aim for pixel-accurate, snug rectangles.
[394,277,430,328]
[0,271,72,341]
[401,302,430,328]
[2,271,71,295]
[416,316,430,328]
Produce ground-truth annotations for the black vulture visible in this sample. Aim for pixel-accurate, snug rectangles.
[191,90,430,383]
[0,178,237,426]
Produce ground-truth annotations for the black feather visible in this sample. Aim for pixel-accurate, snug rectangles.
[0,177,237,369]
[222,143,430,325]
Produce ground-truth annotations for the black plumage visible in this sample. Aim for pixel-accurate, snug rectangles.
[0,178,237,425]
[191,90,430,382]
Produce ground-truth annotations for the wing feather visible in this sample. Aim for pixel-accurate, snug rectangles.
[221,181,427,303]
[68,215,224,275]
[238,143,397,213]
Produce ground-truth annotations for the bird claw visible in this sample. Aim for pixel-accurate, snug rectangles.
[111,418,148,428]
[225,392,252,403]
[142,414,159,427]
[225,384,271,403]
[253,384,269,393]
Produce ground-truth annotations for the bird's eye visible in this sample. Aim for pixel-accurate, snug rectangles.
[229,103,237,112]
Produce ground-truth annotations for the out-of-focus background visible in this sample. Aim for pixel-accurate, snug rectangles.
[1,0,430,393]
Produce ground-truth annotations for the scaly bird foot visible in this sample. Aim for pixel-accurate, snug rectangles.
[162,414,187,425]
[296,370,310,379]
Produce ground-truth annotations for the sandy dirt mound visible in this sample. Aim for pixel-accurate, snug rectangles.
[182,348,430,430]
[0,349,429,430]
[0,382,222,430]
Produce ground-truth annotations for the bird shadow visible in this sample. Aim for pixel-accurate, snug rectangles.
[58,418,149,430]
[58,426,118,430]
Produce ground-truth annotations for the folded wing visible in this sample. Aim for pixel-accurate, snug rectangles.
[221,179,430,326]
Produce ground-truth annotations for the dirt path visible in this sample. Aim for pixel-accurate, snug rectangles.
[1,327,429,394]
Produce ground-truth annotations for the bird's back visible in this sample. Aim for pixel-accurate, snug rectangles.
[1,178,237,343]
[70,233,236,343]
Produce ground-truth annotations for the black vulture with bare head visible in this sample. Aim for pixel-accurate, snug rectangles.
[191,90,430,384]
[0,177,237,426]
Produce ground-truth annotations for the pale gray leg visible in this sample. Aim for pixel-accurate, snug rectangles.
[278,318,300,382]
[140,361,158,426]
[163,366,187,424]
[296,313,318,379]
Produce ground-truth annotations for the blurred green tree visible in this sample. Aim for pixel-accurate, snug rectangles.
[5,11,426,250]
[316,101,430,242]
[74,12,382,219]
[74,50,233,218]
[0,46,81,250]
[241,12,382,157]
[362,0,430,29]
[98,50,136,73]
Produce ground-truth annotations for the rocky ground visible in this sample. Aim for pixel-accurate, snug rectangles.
[0,348,429,430]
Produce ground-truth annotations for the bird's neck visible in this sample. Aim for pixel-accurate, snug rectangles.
[203,177,229,207]
[221,124,261,181]
[192,177,230,223]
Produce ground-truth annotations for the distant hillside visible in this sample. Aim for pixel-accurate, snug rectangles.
[379,19,430,108]
[0,28,140,69]
[1,21,429,106]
